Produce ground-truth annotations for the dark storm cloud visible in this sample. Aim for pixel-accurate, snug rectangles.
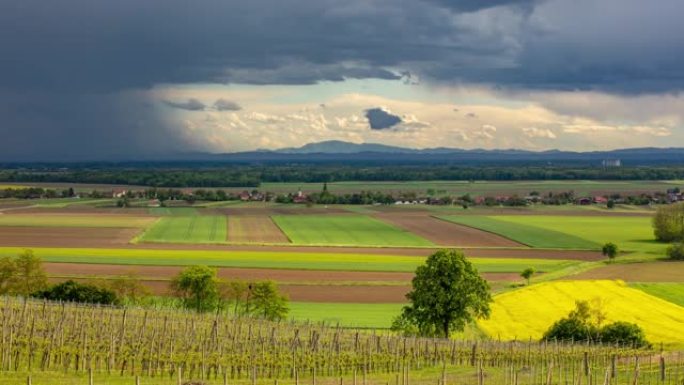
[5,0,682,95]
[213,99,242,112]
[0,91,190,161]
[163,98,207,111]
[365,108,403,130]
[1,0,684,159]
[422,0,541,12]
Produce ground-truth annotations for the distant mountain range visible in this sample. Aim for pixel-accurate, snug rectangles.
[6,141,684,166]
[192,140,684,166]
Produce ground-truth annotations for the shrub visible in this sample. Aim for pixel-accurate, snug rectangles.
[32,280,120,305]
[602,242,619,262]
[543,317,599,342]
[653,202,684,242]
[667,243,684,260]
[600,321,649,348]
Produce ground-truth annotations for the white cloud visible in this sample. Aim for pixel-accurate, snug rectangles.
[523,127,557,139]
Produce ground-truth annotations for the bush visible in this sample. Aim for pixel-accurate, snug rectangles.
[543,317,599,342]
[600,321,649,348]
[32,280,120,305]
[653,202,684,242]
[542,300,649,347]
[667,243,684,260]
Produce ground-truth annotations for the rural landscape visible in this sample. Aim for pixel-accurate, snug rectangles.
[1,170,684,384]
[3,0,684,384]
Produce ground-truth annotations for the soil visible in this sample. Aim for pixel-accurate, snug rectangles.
[374,213,523,247]
[44,262,521,283]
[227,216,290,243]
[572,261,684,282]
[0,227,141,247]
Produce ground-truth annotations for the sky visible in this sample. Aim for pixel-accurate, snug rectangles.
[1,0,684,160]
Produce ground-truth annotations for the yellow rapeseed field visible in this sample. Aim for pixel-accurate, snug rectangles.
[478,280,684,345]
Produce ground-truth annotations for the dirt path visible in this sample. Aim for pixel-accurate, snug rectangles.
[374,213,523,247]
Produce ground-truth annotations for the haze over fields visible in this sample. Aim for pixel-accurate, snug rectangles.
[2,0,684,160]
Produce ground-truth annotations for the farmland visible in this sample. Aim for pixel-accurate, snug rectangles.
[478,280,684,346]
[440,215,659,253]
[0,213,154,228]
[438,215,600,249]
[0,247,580,273]
[273,215,434,247]
[631,283,684,307]
[4,297,683,385]
[138,215,227,243]
[0,181,681,348]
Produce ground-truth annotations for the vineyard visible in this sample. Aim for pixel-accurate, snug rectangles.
[2,297,684,385]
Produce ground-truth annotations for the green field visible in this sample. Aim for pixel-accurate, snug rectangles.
[273,215,434,247]
[439,215,600,249]
[0,215,153,228]
[631,283,684,307]
[487,216,660,253]
[289,302,403,328]
[0,247,579,273]
[139,216,226,243]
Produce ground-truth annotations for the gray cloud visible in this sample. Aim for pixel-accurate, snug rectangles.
[213,99,242,111]
[1,0,683,159]
[423,0,541,12]
[3,0,681,95]
[365,108,403,130]
[0,91,189,161]
[163,98,206,111]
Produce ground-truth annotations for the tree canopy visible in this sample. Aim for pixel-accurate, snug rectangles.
[393,249,492,338]
[653,202,684,242]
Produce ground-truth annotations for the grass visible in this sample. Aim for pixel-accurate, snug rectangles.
[289,302,403,328]
[489,216,662,253]
[0,214,154,228]
[438,215,600,249]
[273,215,434,247]
[631,283,684,307]
[0,247,579,273]
[138,216,226,243]
[478,280,684,346]
[32,198,115,208]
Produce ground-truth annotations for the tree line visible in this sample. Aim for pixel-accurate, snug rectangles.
[4,165,684,187]
[0,251,289,321]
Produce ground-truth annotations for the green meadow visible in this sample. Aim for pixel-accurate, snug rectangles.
[288,302,403,328]
[490,216,660,253]
[438,215,600,249]
[631,283,684,307]
[139,215,226,243]
[0,247,579,273]
[273,215,434,247]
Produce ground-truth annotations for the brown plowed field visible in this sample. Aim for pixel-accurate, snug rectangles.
[374,213,523,247]
[573,261,684,282]
[0,224,599,260]
[227,216,289,243]
[44,262,521,283]
[215,207,350,216]
[280,285,410,303]
[46,276,411,303]
[0,227,141,247]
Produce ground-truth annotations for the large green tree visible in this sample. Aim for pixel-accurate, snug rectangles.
[0,250,47,296]
[171,265,220,312]
[393,249,492,338]
[653,202,684,242]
